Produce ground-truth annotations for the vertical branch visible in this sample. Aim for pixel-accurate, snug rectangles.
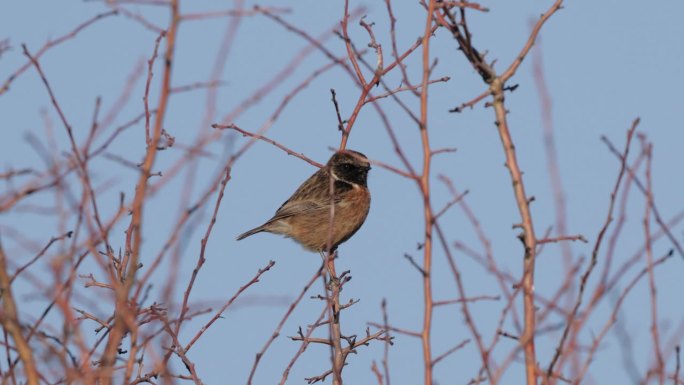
[0,245,39,385]
[326,253,345,385]
[489,77,539,385]
[642,139,665,384]
[323,163,344,385]
[436,3,564,383]
[675,346,681,385]
[381,299,392,385]
[101,0,180,382]
[419,1,436,384]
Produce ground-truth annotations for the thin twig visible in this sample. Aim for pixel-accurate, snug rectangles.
[213,123,324,168]
[247,265,322,384]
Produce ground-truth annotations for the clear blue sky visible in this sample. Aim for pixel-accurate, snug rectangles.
[1,1,683,384]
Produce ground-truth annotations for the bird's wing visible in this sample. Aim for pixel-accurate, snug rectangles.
[272,180,352,219]
[270,200,326,221]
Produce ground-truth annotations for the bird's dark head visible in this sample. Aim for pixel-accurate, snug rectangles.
[329,150,371,187]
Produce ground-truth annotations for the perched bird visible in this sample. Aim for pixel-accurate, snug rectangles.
[237,150,371,252]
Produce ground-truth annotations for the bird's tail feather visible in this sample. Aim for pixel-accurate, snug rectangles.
[236,226,264,241]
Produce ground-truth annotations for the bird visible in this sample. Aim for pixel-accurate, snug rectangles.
[237,150,371,252]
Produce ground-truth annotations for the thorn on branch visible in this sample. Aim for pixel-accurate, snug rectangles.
[504,83,519,92]
[675,345,681,385]
[450,89,490,113]
[515,232,526,245]
[498,329,519,340]
[339,270,352,284]
[403,253,427,276]
[340,298,360,310]
[330,88,345,132]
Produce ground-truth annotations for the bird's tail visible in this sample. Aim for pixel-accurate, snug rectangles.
[236,226,264,241]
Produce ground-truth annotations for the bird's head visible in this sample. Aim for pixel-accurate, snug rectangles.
[328,150,371,187]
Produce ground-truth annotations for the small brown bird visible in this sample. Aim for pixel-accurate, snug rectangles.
[237,150,371,252]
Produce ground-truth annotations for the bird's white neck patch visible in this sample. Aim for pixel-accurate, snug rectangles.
[330,171,360,189]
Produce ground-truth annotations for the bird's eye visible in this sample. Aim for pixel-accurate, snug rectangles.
[342,164,353,170]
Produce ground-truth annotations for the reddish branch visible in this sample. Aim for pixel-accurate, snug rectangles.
[491,45,540,385]
[4,1,676,385]
[213,124,324,168]
[324,254,346,385]
[338,1,383,150]
[381,299,392,385]
[642,139,665,384]
[0,245,39,385]
[434,2,565,384]
[100,1,180,382]
[537,235,587,245]
[417,2,438,385]
[450,89,489,113]
[10,231,73,284]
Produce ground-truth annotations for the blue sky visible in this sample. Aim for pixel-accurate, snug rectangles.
[1,1,683,384]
